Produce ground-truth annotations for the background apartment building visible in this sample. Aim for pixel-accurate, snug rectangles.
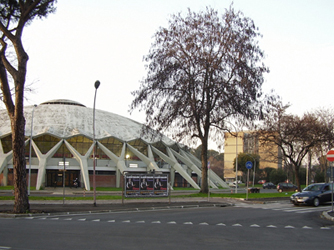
[224,131,283,182]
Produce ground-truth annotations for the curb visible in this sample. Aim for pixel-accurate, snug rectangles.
[322,210,334,222]
[0,202,233,218]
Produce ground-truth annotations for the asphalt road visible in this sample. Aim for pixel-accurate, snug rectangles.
[0,202,333,250]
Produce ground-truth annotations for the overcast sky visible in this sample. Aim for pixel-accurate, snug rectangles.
[6,0,333,149]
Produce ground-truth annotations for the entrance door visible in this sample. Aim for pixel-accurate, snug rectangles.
[46,170,80,187]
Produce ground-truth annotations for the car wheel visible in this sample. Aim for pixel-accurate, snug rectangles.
[313,197,320,207]
[278,189,282,193]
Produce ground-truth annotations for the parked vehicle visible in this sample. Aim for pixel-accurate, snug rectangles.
[290,183,334,207]
[258,180,266,184]
[263,182,276,189]
[276,182,298,193]
[229,182,239,188]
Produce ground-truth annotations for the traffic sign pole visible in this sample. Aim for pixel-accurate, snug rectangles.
[326,150,334,212]
[245,161,253,201]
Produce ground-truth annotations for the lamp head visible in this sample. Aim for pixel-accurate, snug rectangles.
[94,80,100,89]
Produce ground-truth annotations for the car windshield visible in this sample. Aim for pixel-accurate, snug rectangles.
[303,184,322,191]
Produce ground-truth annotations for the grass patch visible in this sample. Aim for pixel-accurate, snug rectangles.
[0,186,14,190]
[0,186,36,191]
[0,192,293,201]
[93,187,122,191]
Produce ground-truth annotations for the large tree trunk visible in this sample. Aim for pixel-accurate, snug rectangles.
[294,165,301,192]
[11,94,29,213]
[200,138,209,194]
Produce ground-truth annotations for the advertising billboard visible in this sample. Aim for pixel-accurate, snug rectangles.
[124,174,169,197]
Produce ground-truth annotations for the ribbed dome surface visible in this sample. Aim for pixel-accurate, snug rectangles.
[0,100,175,145]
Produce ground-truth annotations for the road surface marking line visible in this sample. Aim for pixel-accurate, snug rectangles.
[199,222,209,225]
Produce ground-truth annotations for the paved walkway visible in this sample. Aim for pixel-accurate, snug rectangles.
[0,188,236,216]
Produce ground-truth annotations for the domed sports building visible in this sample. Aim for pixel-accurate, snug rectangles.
[0,99,227,190]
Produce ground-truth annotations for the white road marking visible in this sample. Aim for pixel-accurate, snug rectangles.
[199,222,209,225]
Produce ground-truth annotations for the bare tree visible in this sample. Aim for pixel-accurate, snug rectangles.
[310,108,334,181]
[130,6,270,193]
[256,103,330,190]
[0,0,56,213]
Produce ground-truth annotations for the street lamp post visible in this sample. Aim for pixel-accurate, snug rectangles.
[28,104,37,196]
[93,80,100,207]
[235,131,238,193]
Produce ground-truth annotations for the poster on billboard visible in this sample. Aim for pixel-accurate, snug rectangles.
[153,175,168,196]
[125,175,140,196]
[124,174,168,197]
[140,175,154,196]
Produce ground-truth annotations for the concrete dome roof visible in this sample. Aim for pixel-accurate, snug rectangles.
[0,99,175,145]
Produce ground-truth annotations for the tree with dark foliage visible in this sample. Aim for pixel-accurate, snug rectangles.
[0,0,56,213]
[131,6,270,193]
[256,103,331,191]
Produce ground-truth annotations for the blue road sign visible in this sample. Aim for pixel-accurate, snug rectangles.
[246,161,253,169]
